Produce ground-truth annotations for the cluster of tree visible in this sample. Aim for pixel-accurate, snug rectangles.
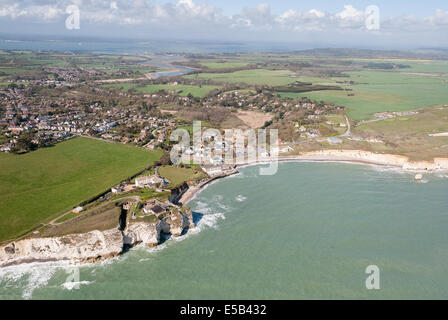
[364,63,411,70]
[318,71,350,78]
[117,123,143,138]
[193,64,259,74]
[270,82,343,93]
[11,131,38,154]
[177,107,239,128]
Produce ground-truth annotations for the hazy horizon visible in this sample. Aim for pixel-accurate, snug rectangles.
[1,1,447,50]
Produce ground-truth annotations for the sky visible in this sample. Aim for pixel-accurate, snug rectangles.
[0,0,447,49]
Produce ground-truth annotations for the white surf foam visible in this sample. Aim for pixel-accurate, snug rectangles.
[0,260,73,299]
[144,242,167,254]
[235,195,247,202]
[196,212,226,231]
[61,280,93,291]
[193,200,214,214]
[217,202,231,211]
[136,211,226,261]
[368,164,408,174]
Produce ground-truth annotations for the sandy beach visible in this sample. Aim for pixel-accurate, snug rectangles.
[181,149,448,205]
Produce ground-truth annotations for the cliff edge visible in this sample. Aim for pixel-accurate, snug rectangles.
[0,208,195,267]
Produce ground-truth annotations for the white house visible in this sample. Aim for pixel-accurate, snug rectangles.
[135,175,165,188]
[72,206,83,214]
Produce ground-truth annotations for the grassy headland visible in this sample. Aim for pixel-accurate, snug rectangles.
[0,137,162,243]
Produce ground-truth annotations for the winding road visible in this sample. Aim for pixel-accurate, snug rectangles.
[341,116,351,137]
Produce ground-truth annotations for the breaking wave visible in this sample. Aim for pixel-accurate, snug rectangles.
[0,260,74,299]
[136,197,229,260]
[235,195,247,202]
[61,280,93,291]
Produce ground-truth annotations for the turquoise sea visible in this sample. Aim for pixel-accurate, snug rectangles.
[1,162,448,299]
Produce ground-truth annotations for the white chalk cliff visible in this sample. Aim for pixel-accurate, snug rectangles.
[296,150,448,171]
[0,209,195,267]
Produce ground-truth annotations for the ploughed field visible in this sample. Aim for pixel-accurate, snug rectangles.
[0,137,162,243]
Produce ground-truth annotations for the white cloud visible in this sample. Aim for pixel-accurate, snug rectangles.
[334,5,365,28]
[231,3,273,30]
[0,4,20,19]
[276,9,325,24]
[0,1,446,38]
[0,3,63,21]
[425,9,448,26]
[275,8,326,32]
[336,5,363,20]
[309,9,325,19]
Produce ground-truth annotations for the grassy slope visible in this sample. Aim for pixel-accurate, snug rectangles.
[352,106,448,160]
[290,106,448,161]
[158,165,207,188]
[0,137,162,243]
[41,202,122,237]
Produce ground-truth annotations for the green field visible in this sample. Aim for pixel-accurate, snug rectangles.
[187,56,448,121]
[103,83,139,92]
[351,58,448,74]
[103,83,220,97]
[280,71,448,120]
[0,137,162,243]
[185,69,295,86]
[0,66,34,75]
[0,81,29,86]
[158,165,207,188]
[136,84,221,97]
[0,51,159,77]
[200,61,250,69]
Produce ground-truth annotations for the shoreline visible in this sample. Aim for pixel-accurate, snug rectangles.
[180,169,239,205]
[3,149,447,269]
[182,150,448,205]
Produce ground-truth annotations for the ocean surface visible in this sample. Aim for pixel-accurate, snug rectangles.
[0,39,308,54]
[1,162,448,300]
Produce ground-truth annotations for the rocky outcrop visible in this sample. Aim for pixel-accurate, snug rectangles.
[403,158,448,171]
[169,182,189,204]
[0,208,195,267]
[123,221,162,248]
[160,208,195,237]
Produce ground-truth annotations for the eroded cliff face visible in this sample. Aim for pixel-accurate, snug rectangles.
[0,229,123,267]
[123,221,162,248]
[300,150,448,171]
[160,210,195,237]
[0,209,195,267]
